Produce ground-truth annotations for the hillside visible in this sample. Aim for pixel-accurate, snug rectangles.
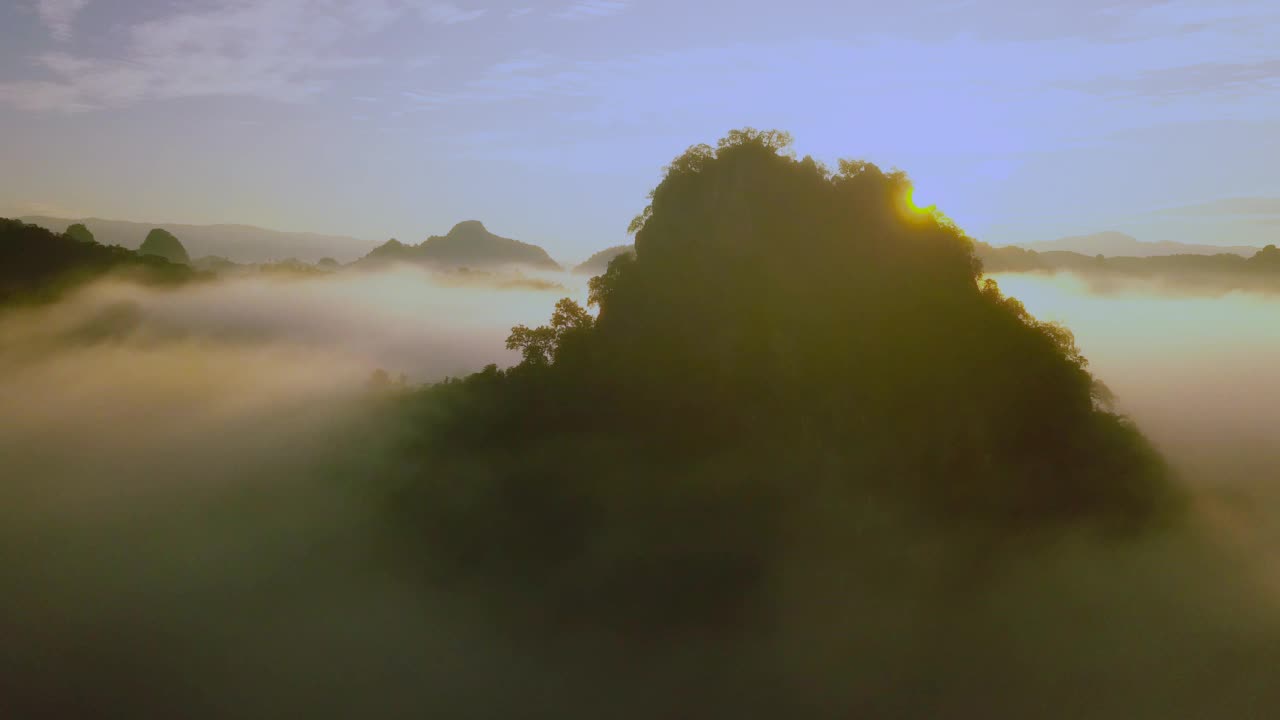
[0,218,197,305]
[1017,231,1261,257]
[572,244,634,275]
[20,216,378,264]
[359,220,561,270]
[389,130,1178,647]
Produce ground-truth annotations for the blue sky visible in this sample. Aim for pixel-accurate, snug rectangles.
[1,0,1278,260]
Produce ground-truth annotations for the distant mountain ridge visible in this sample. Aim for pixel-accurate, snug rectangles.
[1016,231,1262,258]
[1,217,197,305]
[20,216,378,264]
[359,220,561,271]
[976,239,1280,293]
[572,244,633,275]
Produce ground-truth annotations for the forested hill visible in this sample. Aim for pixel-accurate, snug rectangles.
[20,216,377,264]
[359,220,562,271]
[572,244,634,275]
[387,129,1179,644]
[0,218,197,305]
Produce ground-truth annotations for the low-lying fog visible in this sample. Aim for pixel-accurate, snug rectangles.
[2,267,1277,716]
[992,273,1280,570]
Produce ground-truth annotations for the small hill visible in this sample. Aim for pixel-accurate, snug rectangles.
[139,228,190,265]
[19,216,378,264]
[573,244,634,275]
[1,218,196,305]
[1018,231,1261,257]
[358,221,561,271]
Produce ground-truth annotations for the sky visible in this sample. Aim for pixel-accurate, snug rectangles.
[1,0,1278,261]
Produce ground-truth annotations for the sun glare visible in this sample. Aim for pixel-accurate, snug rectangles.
[905,186,936,215]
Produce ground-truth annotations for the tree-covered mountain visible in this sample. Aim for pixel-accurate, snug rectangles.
[359,220,561,271]
[0,218,197,305]
[1016,231,1261,257]
[572,244,634,275]
[19,216,378,264]
[383,130,1178,648]
[139,228,190,265]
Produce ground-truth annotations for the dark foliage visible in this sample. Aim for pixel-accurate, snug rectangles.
[572,244,634,274]
[139,228,191,265]
[386,130,1180,641]
[1,218,197,305]
[65,222,95,244]
[19,215,376,264]
[258,257,331,277]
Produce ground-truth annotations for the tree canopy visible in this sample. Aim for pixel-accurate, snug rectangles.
[0,218,195,305]
[388,128,1178,636]
[65,223,95,244]
[139,228,190,265]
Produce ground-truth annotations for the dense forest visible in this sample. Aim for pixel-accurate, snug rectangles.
[19,215,377,263]
[382,130,1181,641]
[0,218,197,305]
[5,131,1279,718]
[572,244,634,274]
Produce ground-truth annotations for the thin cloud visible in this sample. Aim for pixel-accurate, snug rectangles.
[508,7,535,19]
[1153,197,1280,216]
[1069,60,1280,99]
[1,0,486,112]
[36,0,89,41]
[555,1,629,20]
[416,2,486,25]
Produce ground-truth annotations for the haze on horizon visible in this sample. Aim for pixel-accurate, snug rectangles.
[2,0,1279,259]
[5,130,1280,714]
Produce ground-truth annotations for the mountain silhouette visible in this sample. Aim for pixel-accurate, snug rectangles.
[139,228,190,265]
[572,245,634,275]
[19,216,377,264]
[359,220,562,270]
[977,240,1280,292]
[392,129,1178,643]
[1018,231,1261,257]
[1,218,196,304]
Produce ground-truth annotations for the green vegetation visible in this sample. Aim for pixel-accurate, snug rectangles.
[572,244,633,274]
[385,130,1179,635]
[18,215,376,264]
[0,218,196,305]
[139,228,190,265]
[257,257,331,277]
[65,222,95,244]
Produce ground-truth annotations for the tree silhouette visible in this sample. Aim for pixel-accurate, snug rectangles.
[65,223,95,244]
[1,218,195,305]
[389,129,1179,636]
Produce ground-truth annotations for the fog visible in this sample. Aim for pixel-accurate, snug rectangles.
[2,268,1279,716]
[991,272,1280,491]
[0,267,583,715]
[991,271,1280,606]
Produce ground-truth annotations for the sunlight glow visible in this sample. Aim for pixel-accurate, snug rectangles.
[905,186,936,215]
